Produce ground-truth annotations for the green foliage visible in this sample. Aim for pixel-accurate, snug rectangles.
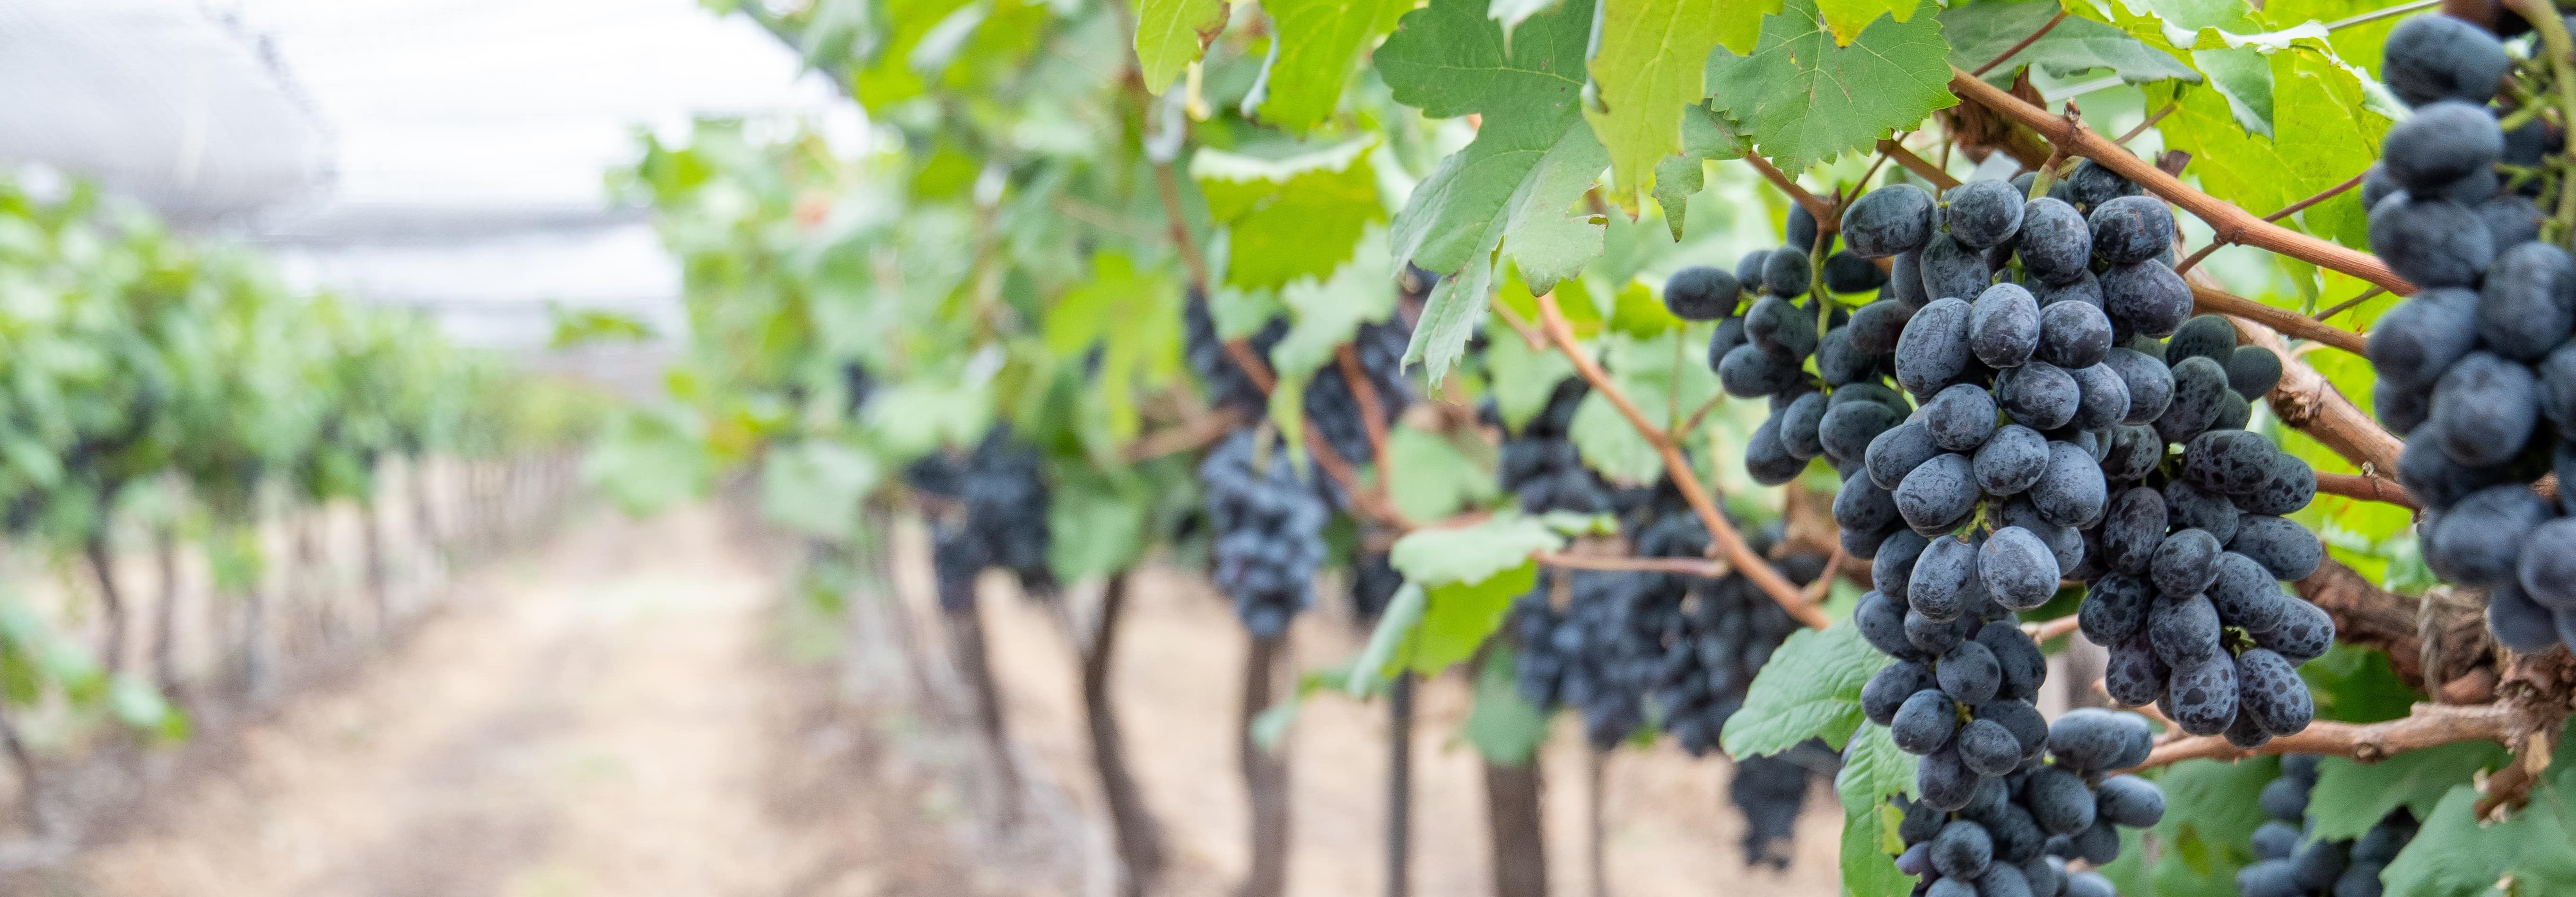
[1704,0,1956,169]
[1583,0,1730,206]
[2308,741,2511,841]
[1462,644,1551,765]
[1720,618,1888,757]
[1253,0,1412,131]
[1942,0,2198,87]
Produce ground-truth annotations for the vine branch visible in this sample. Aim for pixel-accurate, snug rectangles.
[2126,702,2518,770]
[1947,68,2416,294]
[1531,293,1829,628]
[1970,11,2067,78]
[1876,139,1961,190]
[1744,152,1840,229]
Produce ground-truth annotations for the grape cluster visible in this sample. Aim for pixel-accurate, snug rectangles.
[1185,288,1413,465]
[1349,548,1402,618]
[917,430,1056,609]
[1493,380,1619,514]
[1306,318,1414,465]
[1887,708,2162,897]
[2360,15,2576,657]
[2235,755,2416,897]
[1508,511,1830,867]
[1185,288,1287,416]
[1199,430,1331,638]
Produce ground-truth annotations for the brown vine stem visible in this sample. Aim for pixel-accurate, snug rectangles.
[1126,407,1248,462]
[1338,344,1398,507]
[2314,287,2387,323]
[2113,104,2177,146]
[1743,152,1841,230]
[2174,171,2369,278]
[1970,10,2068,78]
[2315,471,2419,509]
[1486,301,1551,351]
[2023,614,2084,644]
[2126,702,2518,770]
[1947,68,2417,295]
[1877,139,1962,190]
[1532,293,1828,628]
[1536,552,1728,576]
[2191,285,2369,356]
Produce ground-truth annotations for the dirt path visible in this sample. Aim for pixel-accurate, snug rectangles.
[56,507,1003,897]
[34,506,1844,897]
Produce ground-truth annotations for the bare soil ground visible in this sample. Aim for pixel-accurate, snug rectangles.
[22,507,1843,897]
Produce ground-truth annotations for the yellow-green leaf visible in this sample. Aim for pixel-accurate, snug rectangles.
[1816,0,1917,45]
[1257,0,1415,131]
[1134,0,1231,93]
[1584,0,1727,206]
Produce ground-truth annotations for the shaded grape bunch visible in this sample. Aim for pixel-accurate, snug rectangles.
[1185,288,1287,416]
[1199,429,1331,639]
[919,429,1057,608]
[1508,567,1657,746]
[2361,13,2576,657]
[1886,708,2162,897]
[1510,512,1827,867]
[1493,379,1618,514]
[1349,548,1402,618]
[2235,755,2416,897]
[1734,742,1841,870]
[1306,316,1414,465]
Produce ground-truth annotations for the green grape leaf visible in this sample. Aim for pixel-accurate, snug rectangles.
[1483,325,1577,433]
[1406,559,1539,673]
[1816,0,1918,45]
[758,439,882,539]
[1567,328,1715,483]
[1583,0,1729,206]
[1387,423,1501,522]
[1463,645,1553,765]
[2259,0,2397,81]
[1196,139,1387,292]
[1390,514,1567,585]
[1840,802,1907,897]
[1704,0,1957,169]
[1350,581,1427,693]
[2193,47,2275,138]
[2307,740,2512,841]
[1652,103,1746,240]
[1835,724,1921,808]
[1046,253,1188,440]
[2152,755,2278,851]
[1262,230,1398,458]
[1940,0,2199,87]
[1257,0,1415,131]
[1047,467,1153,579]
[852,0,980,112]
[1378,0,1602,383]
[1604,279,1684,337]
[1134,0,1231,93]
[1488,0,1567,39]
[1717,0,1783,53]
[2145,52,2388,253]
[2296,642,2420,724]
[583,407,717,515]
[1402,122,1608,386]
[2382,784,2542,897]
[1720,618,1890,758]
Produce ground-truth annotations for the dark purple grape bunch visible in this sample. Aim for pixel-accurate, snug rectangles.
[1512,514,1826,866]
[1642,516,1815,757]
[1306,316,1414,465]
[2358,19,2576,659]
[1670,205,1903,492]
[1494,379,1619,514]
[920,430,1057,608]
[1886,708,2161,897]
[1198,429,1331,639]
[1186,287,1412,466]
[2235,755,2416,897]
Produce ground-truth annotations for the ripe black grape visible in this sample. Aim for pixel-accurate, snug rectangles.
[1972,424,2049,495]
[2428,350,2540,466]
[1661,265,1741,320]
[2381,101,2505,192]
[1920,232,1994,303]
[2369,193,2494,288]
[2382,14,2508,107]
[1971,282,2043,368]
[2100,260,2192,338]
[2087,195,2176,265]
[2017,198,2093,284]
[1844,183,1936,258]
[1896,297,1975,396]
